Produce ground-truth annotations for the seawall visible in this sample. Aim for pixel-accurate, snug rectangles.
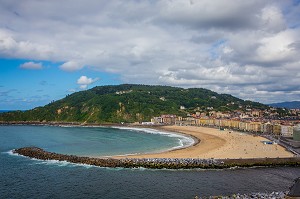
[13,147,300,169]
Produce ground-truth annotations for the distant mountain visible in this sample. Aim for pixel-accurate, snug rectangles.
[0,110,26,113]
[0,110,15,113]
[269,101,300,109]
[0,84,268,123]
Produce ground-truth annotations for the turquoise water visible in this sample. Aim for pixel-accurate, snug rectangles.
[1,125,300,199]
[0,125,194,157]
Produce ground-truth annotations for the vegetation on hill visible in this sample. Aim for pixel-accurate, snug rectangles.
[0,84,268,123]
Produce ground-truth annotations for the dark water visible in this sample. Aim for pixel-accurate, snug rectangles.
[0,125,299,199]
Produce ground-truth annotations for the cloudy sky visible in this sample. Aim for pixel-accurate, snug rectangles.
[0,0,300,110]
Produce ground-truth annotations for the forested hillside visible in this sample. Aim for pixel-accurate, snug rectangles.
[0,84,268,123]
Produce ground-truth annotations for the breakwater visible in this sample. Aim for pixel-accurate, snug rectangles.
[198,191,289,199]
[13,147,300,169]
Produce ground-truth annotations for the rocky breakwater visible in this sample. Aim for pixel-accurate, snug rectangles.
[13,147,225,169]
[13,147,300,169]
[197,191,289,199]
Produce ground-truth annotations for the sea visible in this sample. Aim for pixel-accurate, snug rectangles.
[0,125,299,199]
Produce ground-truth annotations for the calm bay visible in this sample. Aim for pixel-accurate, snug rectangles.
[0,125,299,198]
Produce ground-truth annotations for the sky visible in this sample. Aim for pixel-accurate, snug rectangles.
[0,0,300,110]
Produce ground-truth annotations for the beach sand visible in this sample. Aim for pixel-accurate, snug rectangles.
[117,126,294,159]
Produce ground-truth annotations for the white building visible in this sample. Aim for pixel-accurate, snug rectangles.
[281,125,294,137]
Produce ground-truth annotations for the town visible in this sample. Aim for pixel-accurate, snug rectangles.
[148,107,300,154]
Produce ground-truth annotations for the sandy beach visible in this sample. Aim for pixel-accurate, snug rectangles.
[118,126,294,159]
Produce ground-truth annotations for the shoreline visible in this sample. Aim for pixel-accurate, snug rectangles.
[1,121,297,159]
[0,122,199,157]
[117,125,295,159]
[0,121,200,157]
[110,125,200,157]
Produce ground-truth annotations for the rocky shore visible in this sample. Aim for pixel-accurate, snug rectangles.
[13,147,300,169]
[197,191,288,199]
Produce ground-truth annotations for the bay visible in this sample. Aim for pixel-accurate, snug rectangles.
[0,125,193,157]
[0,125,299,199]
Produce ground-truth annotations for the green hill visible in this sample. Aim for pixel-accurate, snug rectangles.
[0,84,268,123]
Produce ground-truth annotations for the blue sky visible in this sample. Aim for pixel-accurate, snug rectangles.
[0,59,120,110]
[0,0,300,110]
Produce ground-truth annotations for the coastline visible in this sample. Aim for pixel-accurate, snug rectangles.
[0,121,200,157]
[5,121,300,169]
[110,125,200,156]
[116,125,295,159]
[1,121,296,159]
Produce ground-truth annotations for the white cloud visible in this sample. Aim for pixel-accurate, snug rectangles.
[20,61,43,70]
[77,76,99,90]
[60,61,83,71]
[260,5,286,33]
[0,0,300,103]
[0,29,55,60]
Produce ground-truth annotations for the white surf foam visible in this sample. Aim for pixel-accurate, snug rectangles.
[112,126,195,151]
[31,157,99,168]
[5,149,97,168]
[57,125,195,151]
[3,149,20,156]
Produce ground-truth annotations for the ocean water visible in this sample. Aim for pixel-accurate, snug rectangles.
[0,125,194,157]
[0,125,299,199]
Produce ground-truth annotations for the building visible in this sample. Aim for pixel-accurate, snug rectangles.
[272,124,282,136]
[261,122,273,134]
[197,118,209,126]
[180,106,186,110]
[248,122,262,133]
[293,124,300,141]
[281,125,294,137]
[251,110,262,117]
[239,122,247,131]
[151,117,162,124]
[176,117,196,126]
[161,115,177,125]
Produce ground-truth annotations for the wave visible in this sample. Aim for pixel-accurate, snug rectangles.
[33,159,98,169]
[3,126,196,163]
[5,151,153,171]
[3,149,20,156]
[5,149,258,171]
[58,125,196,156]
[59,125,102,128]
[5,150,98,169]
[111,126,195,151]
[48,125,195,151]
